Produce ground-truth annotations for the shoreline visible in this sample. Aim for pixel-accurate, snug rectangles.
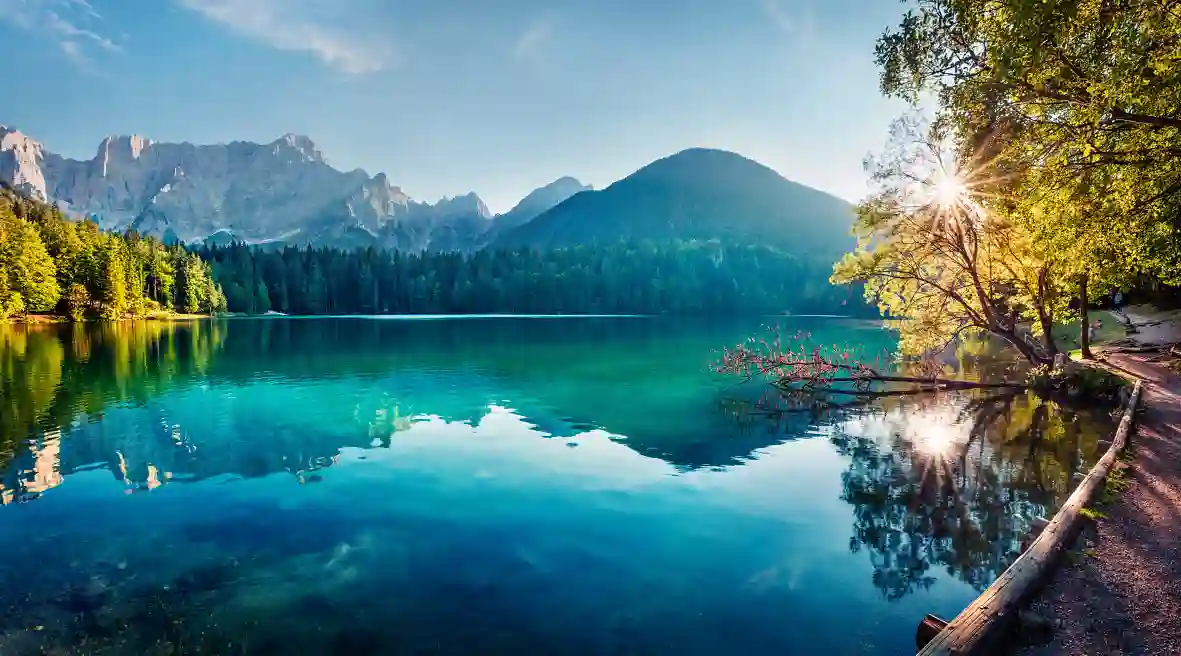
[917,379,1143,655]
[215,312,873,320]
[1013,353,1181,655]
[925,304,1181,654]
[3,313,211,325]
[6,311,879,324]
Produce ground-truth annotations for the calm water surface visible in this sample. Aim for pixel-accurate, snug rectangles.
[0,317,1115,655]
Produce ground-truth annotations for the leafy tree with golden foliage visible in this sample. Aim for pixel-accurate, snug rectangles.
[842,0,1181,361]
[834,116,1067,363]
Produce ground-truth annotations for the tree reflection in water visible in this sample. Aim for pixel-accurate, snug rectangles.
[0,321,224,503]
[731,382,1111,601]
[2,319,1114,604]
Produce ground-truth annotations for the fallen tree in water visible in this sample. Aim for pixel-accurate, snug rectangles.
[714,327,1029,393]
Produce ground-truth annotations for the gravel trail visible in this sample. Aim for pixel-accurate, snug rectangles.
[1014,353,1181,656]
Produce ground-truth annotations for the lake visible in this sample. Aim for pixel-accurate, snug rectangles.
[0,316,1115,655]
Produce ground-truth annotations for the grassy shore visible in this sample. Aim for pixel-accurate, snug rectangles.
[1049,310,1128,358]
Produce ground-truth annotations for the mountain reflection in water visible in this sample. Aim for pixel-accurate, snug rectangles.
[0,318,1115,655]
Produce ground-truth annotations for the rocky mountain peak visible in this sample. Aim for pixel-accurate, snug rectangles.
[549,176,589,189]
[97,134,152,160]
[0,125,49,201]
[0,124,572,253]
[501,176,592,223]
[346,172,412,224]
[366,173,409,203]
[425,192,492,220]
[271,133,325,164]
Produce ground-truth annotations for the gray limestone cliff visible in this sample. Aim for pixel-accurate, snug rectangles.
[0,125,586,252]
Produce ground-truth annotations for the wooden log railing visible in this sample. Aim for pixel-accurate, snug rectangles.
[916,379,1143,655]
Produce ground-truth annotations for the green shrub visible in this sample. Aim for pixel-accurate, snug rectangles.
[1027,364,1128,405]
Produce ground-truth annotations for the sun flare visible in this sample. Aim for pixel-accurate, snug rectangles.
[915,425,955,457]
[930,168,969,208]
[899,140,998,217]
[909,413,961,459]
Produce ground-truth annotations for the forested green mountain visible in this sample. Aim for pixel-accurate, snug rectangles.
[197,241,867,316]
[496,148,856,257]
[0,184,225,319]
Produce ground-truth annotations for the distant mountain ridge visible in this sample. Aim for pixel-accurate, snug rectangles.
[0,125,586,251]
[2,125,854,258]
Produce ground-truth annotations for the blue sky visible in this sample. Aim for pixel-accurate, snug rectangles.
[0,0,906,213]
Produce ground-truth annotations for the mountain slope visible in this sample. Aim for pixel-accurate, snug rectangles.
[479,176,592,246]
[496,176,593,231]
[495,148,855,257]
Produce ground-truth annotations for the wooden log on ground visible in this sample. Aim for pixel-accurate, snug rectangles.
[1101,342,1178,354]
[916,379,1143,655]
[915,615,948,650]
[1019,535,1033,554]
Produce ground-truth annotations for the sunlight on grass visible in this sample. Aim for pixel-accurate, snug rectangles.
[1051,310,1128,351]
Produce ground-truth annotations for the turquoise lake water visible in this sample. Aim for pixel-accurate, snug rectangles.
[0,317,1114,654]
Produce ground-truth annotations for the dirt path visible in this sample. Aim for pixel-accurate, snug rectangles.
[1119,306,1181,347]
[1014,353,1181,655]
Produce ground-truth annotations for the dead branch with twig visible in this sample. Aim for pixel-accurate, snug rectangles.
[714,326,1029,394]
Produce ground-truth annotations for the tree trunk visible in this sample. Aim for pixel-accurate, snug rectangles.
[1080,273,1093,360]
[1037,267,1059,358]
[1040,321,1058,359]
[1000,330,1049,365]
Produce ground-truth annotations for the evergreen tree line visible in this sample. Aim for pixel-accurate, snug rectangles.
[2,186,865,319]
[0,187,226,319]
[197,241,866,316]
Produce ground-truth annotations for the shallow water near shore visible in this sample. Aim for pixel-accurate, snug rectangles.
[0,316,1116,654]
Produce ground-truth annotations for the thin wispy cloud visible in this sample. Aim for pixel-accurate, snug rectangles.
[0,0,120,64]
[177,0,398,75]
[512,17,554,62]
[760,0,816,38]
